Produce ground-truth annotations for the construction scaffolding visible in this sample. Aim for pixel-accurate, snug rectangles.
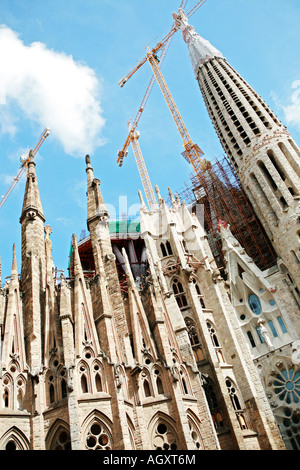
[177,155,277,272]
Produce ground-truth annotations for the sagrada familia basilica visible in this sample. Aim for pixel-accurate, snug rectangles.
[0,8,299,450]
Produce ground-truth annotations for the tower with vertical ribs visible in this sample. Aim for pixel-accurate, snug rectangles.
[173,8,300,293]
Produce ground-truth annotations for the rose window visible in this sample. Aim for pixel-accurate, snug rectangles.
[273,368,300,404]
[282,408,300,450]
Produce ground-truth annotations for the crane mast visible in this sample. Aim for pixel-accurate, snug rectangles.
[146,48,204,175]
[128,123,157,211]
[0,127,50,209]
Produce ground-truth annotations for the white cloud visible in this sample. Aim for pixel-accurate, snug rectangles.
[281,80,300,131]
[0,25,106,156]
[0,173,17,185]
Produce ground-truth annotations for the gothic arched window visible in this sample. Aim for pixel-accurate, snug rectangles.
[81,375,88,394]
[226,378,247,430]
[78,359,94,394]
[166,241,173,255]
[172,278,188,309]
[144,380,151,398]
[141,368,154,399]
[49,383,55,403]
[206,322,225,363]
[268,320,278,338]
[160,241,173,257]
[192,278,206,308]
[185,317,204,362]
[95,374,102,392]
[85,420,113,450]
[61,379,67,399]
[204,377,225,430]
[92,360,106,393]
[160,243,167,257]
[0,428,30,450]
[179,367,190,395]
[187,415,203,450]
[153,367,165,395]
[151,420,178,451]
[3,390,9,408]
[48,425,71,450]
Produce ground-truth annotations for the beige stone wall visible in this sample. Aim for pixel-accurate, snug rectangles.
[0,155,289,451]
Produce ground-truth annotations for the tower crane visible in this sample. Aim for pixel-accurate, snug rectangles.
[117,33,172,211]
[145,47,204,177]
[117,33,172,169]
[128,123,157,212]
[117,0,189,168]
[118,1,207,88]
[117,1,206,210]
[0,127,50,209]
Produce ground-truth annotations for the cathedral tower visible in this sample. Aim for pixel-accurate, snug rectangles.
[19,150,46,376]
[173,9,300,293]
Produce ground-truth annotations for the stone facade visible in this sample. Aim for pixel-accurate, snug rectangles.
[172,8,300,294]
[172,8,300,450]
[0,8,299,451]
[0,151,286,450]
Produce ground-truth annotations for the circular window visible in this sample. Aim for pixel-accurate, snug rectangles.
[153,422,177,451]
[248,294,262,315]
[91,424,101,435]
[157,423,167,435]
[273,368,300,404]
[281,408,300,449]
[86,421,112,450]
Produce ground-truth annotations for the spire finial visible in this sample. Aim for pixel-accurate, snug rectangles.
[11,243,18,280]
[154,184,161,201]
[28,149,35,165]
[168,187,175,204]
[138,190,146,206]
[172,8,223,77]
[20,148,45,223]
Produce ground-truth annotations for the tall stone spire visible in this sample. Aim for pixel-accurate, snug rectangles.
[20,150,45,224]
[174,9,300,292]
[172,8,223,77]
[2,244,27,372]
[85,154,134,364]
[20,150,46,376]
[85,154,108,230]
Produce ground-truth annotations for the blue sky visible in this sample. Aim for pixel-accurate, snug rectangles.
[0,0,299,280]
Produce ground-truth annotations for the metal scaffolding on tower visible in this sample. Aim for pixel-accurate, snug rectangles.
[176,155,278,272]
